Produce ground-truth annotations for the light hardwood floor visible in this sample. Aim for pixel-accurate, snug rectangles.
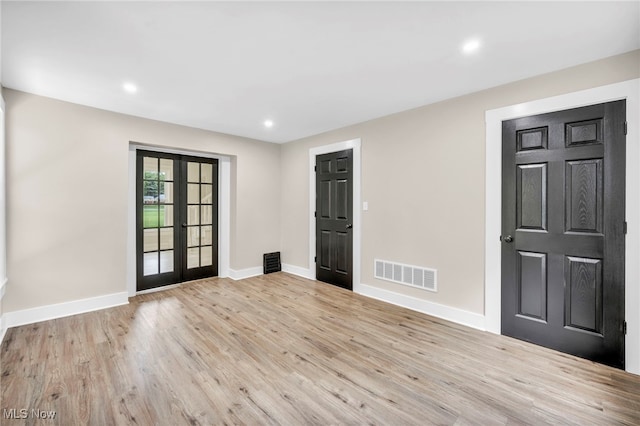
[2,272,639,425]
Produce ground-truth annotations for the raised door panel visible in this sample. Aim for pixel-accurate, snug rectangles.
[319,231,332,270]
[336,156,349,172]
[565,119,603,147]
[565,159,603,234]
[336,179,348,220]
[320,159,332,173]
[517,163,547,231]
[335,232,349,274]
[517,251,547,322]
[565,256,603,335]
[320,180,332,219]
[517,127,548,152]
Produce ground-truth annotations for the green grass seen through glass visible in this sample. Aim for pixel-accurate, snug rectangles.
[143,205,166,228]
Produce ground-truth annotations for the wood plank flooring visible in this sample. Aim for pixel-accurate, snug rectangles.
[1,272,639,425]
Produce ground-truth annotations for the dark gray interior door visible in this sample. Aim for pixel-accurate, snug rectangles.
[316,149,353,290]
[501,101,626,369]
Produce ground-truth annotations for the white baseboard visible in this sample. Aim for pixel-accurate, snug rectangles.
[4,292,129,328]
[358,283,486,331]
[282,264,314,280]
[228,266,263,280]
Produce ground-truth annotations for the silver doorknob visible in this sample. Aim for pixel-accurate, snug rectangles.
[346,224,353,229]
[502,235,513,243]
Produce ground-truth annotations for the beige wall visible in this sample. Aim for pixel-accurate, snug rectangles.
[4,89,281,312]
[280,50,640,315]
[3,50,638,317]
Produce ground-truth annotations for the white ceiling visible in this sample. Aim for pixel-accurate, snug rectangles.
[2,1,639,143]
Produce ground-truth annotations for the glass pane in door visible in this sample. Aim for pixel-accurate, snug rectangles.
[187,206,199,225]
[159,158,173,180]
[201,163,213,183]
[201,246,213,267]
[142,155,175,277]
[144,252,158,276]
[187,247,199,269]
[160,251,174,273]
[186,161,214,269]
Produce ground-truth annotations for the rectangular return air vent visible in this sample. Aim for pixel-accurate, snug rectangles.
[263,252,281,274]
[374,259,437,292]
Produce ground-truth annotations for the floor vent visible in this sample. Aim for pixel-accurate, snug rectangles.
[263,252,281,274]
[374,259,437,292]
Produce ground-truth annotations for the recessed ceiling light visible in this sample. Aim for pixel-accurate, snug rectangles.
[123,82,138,93]
[462,38,481,54]
[264,120,274,128]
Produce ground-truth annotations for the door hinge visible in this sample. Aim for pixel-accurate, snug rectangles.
[314,256,317,263]
[623,321,627,335]
[314,165,317,172]
[624,121,628,135]
[623,221,627,234]
[314,211,317,218]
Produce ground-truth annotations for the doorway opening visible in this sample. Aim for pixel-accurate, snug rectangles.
[485,79,640,374]
[500,101,625,368]
[308,139,362,291]
[315,149,353,290]
[136,150,218,292]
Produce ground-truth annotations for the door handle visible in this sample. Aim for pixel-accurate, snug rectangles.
[346,224,353,229]
[501,235,513,243]
[182,223,188,228]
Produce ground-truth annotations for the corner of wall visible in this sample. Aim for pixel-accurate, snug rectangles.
[228,266,263,280]
[0,278,7,344]
[281,264,314,280]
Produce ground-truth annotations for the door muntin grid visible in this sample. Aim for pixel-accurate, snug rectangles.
[142,156,175,276]
[186,161,214,269]
[137,151,218,291]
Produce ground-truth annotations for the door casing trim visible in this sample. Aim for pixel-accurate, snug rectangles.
[127,143,231,297]
[485,78,640,374]
[309,139,362,292]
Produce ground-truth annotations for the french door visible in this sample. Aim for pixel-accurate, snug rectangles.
[136,150,218,291]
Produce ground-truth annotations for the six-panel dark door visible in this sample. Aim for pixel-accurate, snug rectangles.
[316,149,353,290]
[137,150,218,291]
[501,101,626,368]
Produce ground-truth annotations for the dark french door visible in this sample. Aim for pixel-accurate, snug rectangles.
[501,101,626,368]
[136,150,218,291]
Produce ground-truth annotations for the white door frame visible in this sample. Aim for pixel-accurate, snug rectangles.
[308,139,362,292]
[127,143,231,296]
[485,79,640,374]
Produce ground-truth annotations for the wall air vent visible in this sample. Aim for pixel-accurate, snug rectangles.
[374,259,437,292]
[263,252,281,274]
